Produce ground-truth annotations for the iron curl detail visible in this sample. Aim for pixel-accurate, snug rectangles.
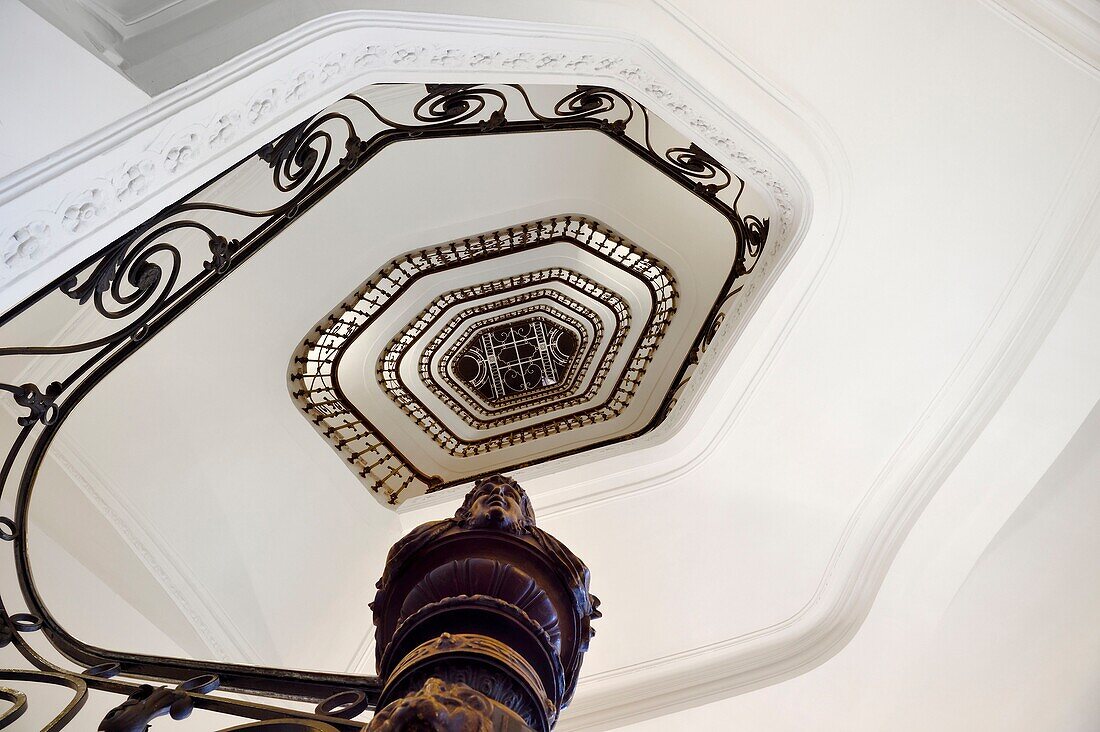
[0,684,27,730]
[551,85,633,132]
[507,84,633,134]
[258,118,313,169]
[270,124,324,196]
[263,112,353,198]
[7,220,221,358]
[59,230,171,319]
[59,221,200,322]
[413,84,509,128]
[663,144,732,196]
[743,215,769,257]
[339,136,370,171]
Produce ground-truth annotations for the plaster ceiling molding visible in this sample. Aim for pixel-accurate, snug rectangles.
[37,435,265,665]
[4,339,390,679]
[0,48,813,686]
[0,11,804,316]
[256,77,784,508]
[82,0,201,30]
[390,7,1100,728]
[6,78,771,509]
[600,250,1100,730]
[482,159,1100,731]
[984,0,1100,72]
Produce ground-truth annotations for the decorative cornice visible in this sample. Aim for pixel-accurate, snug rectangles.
[381,8,1100,731]
[552,96,1100,732]
[0,9,821,727]
[0,11,798,314]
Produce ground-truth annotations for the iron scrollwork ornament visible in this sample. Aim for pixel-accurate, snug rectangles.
[204,235,241,275]
[1,381,63,426]
[665,143,732,197]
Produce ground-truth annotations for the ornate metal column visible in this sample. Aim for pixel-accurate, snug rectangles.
[368,475,600,731]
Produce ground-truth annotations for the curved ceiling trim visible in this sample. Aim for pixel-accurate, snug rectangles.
[982,0,1100,73]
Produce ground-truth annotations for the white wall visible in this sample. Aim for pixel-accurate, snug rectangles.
[0,2,148,178]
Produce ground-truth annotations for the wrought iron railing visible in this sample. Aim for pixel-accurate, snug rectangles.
[0,82,769,729]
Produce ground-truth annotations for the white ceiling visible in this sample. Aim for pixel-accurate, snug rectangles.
[1,1,1099,731]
